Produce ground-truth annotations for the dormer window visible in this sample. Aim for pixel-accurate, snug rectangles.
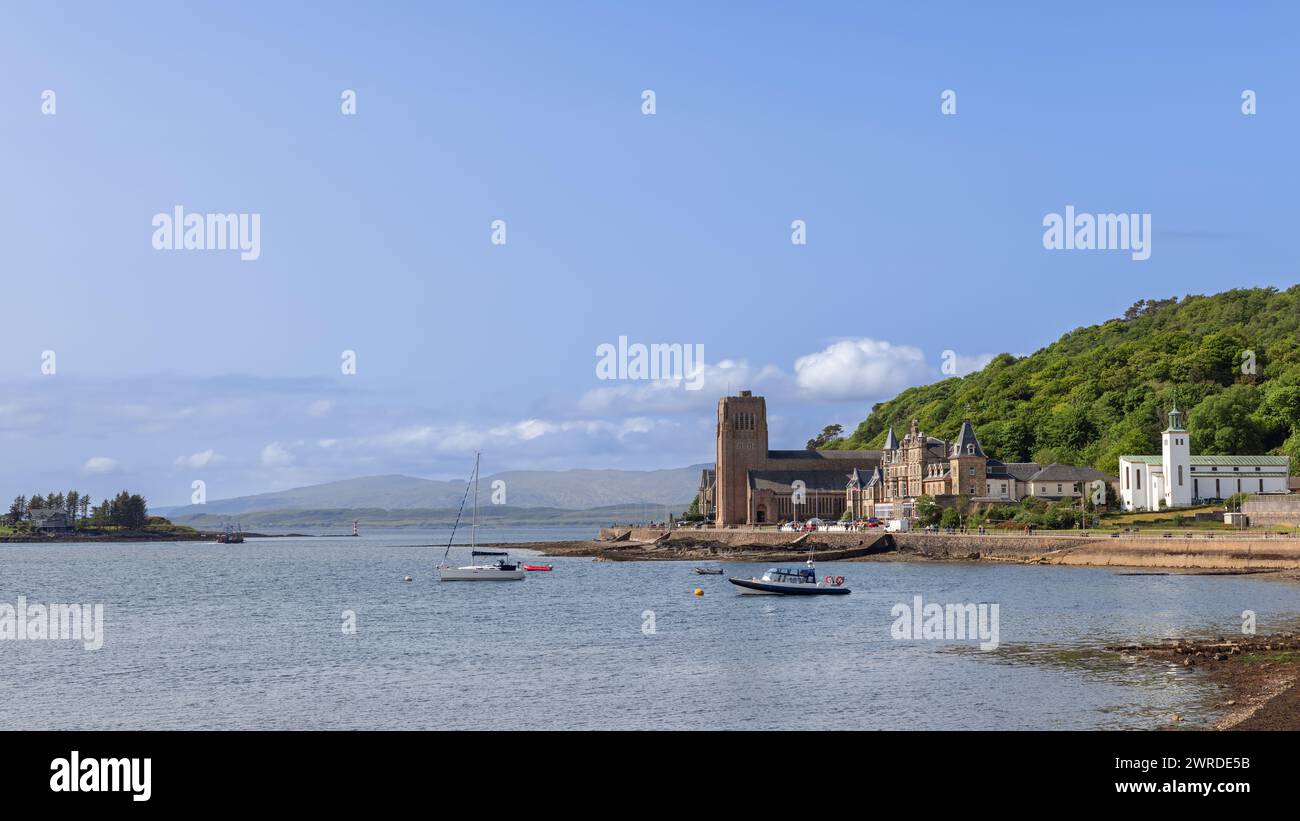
[967,444,974,455]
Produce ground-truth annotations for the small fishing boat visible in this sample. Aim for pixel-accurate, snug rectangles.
[523,564,553,572]
[729,557,849,595]
[216,523,245,544]
[693,567,724,575]
[438,454,525,582]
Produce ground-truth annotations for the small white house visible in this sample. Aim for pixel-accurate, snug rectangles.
[1119,405,1291,511]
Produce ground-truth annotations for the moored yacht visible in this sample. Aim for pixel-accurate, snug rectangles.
[438,453,526,582]
[440,550,526,581]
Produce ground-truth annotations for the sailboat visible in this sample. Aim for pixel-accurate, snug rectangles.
[438,453,525,581]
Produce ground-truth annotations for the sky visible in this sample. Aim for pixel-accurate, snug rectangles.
[1,1,1297,506]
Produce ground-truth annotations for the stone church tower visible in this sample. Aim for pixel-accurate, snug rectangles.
[715,391,768,525]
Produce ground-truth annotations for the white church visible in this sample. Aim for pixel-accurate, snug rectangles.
[1119,404,1291,511]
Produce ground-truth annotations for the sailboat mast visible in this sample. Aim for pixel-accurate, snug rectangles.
[472,451,479,551]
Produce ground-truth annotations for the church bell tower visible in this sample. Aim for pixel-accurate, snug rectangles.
[715,391,769,525]
[1161,403,1191,508]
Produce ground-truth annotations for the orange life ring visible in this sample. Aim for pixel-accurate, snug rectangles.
[835,576,845,586]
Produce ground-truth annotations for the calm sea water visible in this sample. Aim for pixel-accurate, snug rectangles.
[3,526,1300,730]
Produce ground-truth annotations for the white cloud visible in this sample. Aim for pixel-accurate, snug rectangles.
[948,352,999,376]
[307,399,333,417]
[260,442,295,467]
[793,338,932,402]
[175,449,220,468]
[82,456,118,475]
[577,358,789,415]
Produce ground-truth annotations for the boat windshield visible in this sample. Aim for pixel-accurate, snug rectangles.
[764,567,816,583]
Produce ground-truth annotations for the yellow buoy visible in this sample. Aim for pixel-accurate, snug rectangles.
[694,588,704,596]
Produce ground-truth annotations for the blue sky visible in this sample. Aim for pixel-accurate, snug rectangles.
[2,1,1297,506]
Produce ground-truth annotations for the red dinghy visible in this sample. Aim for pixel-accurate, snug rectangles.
[524,564,553,572]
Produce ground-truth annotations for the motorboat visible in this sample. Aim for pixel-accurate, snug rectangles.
[729,558,849,595]
[523,564,553,572]
[693,567,724,575]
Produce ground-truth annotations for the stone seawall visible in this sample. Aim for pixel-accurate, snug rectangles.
[592,527,1300,569]
[893,534,1079,559]
[600,526,890,548]
[1243,495,1300,526]
[894,532,1300,569]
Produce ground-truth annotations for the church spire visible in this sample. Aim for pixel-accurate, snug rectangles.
[1165,403,1186,432]
[883,426,899,450]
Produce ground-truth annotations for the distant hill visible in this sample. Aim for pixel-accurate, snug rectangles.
[169,503,681,530]
[155,466,707,519]
[830,287,1300,475]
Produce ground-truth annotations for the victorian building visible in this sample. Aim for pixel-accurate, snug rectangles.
[708,391,1116,526]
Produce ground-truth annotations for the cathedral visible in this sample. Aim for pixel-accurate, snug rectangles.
[702,391,1116,526]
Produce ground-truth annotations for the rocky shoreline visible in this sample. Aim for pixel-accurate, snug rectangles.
[0,530,212,543]
[1108,633,1300,730]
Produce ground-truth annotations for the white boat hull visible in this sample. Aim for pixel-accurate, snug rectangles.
[439,566,526,581]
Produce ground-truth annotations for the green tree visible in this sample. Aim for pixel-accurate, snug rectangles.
[681,494,703,522]
[914,495,941,526]
[6,496,26,526]
[1189,385,1265,455]
[108,491,148,528]
[826,287,1300,477]
[806,424,844,450]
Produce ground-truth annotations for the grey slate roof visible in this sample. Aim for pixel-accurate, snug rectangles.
[986,461,1043,481]
[1027,464,1116,483]
[748,470,855,493]
[848,466,883,488]
[768,449,882,462]
[951,420,985,457]
[883,427,899,450]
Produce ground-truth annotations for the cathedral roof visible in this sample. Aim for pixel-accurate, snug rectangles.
[747,470,857,493]
[768,449,882,461]
[951,420,985,457]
